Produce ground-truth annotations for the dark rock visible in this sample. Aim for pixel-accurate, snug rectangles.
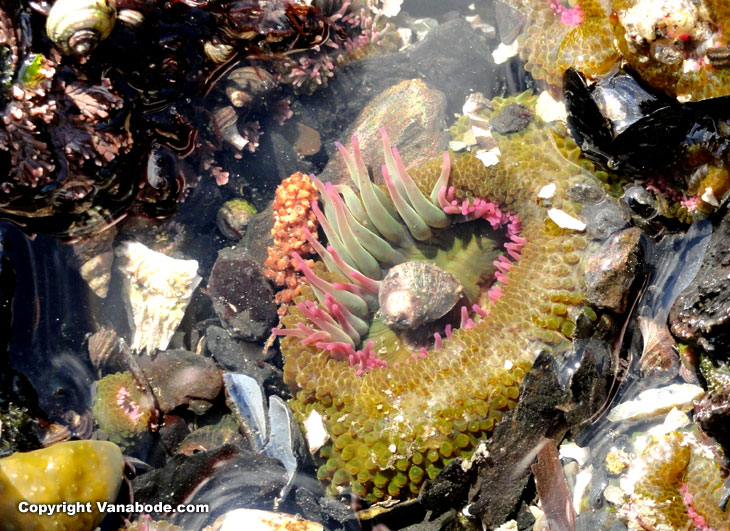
[132,444,287,528]
[495,0,526,44]
[469,353,570,528]
[585,228,644,313]
[289,488,361,531]
[137,349,223,414]
[204,326,287,397]
[206,246,278,342]
[695,389,730,452]
[240,208,275,266]
[490,103,534,135]
[670,214,730,355]
[158,414,190,454]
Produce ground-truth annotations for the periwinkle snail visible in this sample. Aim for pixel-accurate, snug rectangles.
[46,0,117,56]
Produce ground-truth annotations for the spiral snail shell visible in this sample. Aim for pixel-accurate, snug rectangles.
[46,0,117,56]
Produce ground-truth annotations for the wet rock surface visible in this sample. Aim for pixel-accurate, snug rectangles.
[585,227,644,313]
[317,79,448,185]
[670,213,730,355]
[137,349,223,414]
[470,342,614,528]
[132,444,287,528]
[206,247,278,342]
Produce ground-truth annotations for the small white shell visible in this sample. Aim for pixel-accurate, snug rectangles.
[547,208,586,231]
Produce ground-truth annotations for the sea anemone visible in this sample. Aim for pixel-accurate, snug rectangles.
[275,92,603,501]
[92,371,154,443]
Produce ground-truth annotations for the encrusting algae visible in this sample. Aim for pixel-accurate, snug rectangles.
[0,440,124,531]
[509,0,730,101]
[275,92,605,501]
[621,429,730,530]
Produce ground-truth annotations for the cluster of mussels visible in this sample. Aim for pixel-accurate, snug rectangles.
[0,0,387,237]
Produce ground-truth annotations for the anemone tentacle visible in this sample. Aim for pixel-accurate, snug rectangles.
[277,92,602,501]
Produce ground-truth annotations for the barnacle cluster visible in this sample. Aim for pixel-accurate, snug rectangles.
[621,429,730,530]
[509,0,730,101]
[276,92,604,501]
[264,171,320,306]
[92,371,154,443]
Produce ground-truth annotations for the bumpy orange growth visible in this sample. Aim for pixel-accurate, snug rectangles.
[264,172,319,306]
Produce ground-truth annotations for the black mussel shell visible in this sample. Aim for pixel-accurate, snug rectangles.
[564,68,691,173]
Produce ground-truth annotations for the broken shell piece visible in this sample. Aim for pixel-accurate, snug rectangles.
[537,183,556,200]
[606,383,704,422]
[72,226,117,298]
[701,186,720,207]
[492,40,519,64]
[115,241,201,354]
[547,208,587,231]
[476,148,501,168]
[535,91,567,123]
[203,508,323,531]
[303,409,328,453]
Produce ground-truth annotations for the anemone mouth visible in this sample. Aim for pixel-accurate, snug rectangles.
[274,129,527,373]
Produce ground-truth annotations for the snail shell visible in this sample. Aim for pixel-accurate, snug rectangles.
[203,41,235,64]
[378,261,463,330]
[46,0,117,56]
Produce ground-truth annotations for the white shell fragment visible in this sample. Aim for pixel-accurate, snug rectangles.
[537,183,557,200]
[547,208,587,231]
[606,383,704,422]
[702,186,720,207]
[559,441,590,467]
[535,90,567,123]
[115,241,201,354]
[203,508,323,531]
[304,409,329,454]
[492,40,519,64]
[476,148,501,168]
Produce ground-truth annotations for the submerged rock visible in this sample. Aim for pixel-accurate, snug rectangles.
[0,440,124,530]
[137,349,223,415]
[585,228,643,313]
[670,213,730,355]
[206,247,277,342]
[318,79,448,185]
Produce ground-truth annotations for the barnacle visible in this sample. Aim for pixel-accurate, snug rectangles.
[92,371,154,443]
[276,92,603,501]
[623,430,730,530]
